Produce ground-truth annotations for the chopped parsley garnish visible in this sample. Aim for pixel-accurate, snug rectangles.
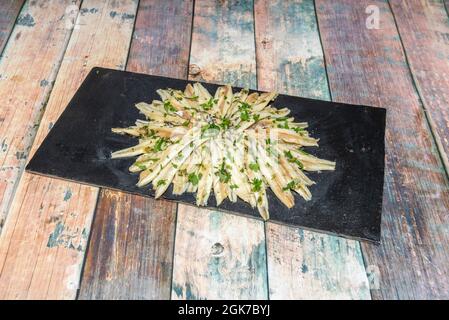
[153,137,169,152]
[201,123,220,137]
[253,114,260,122]
[239,102,252,122]
[216,162,231,183]
[163,100,177,113]
[135,163,147,170]
[282,180,296,191]
[249,162,260,171]
[239,102,251,111]
[144,127,156,138]
[156,180,166,187]
[240,110,250,121]
[188,172,201,186]
[274,116,288,122]
[220,117,231,130]
[230,184,239,189]
[200,98,214,111]
[277,121,290,129]
[284,150,294,159]
[181,120,190,127]
[251,178,262,192]
[284,150,304,169]
[292,126,305,133]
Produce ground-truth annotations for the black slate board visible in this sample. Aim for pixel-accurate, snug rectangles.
[26,67,386,243]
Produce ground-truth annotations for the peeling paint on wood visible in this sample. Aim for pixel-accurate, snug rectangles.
[78,190,177,299]
[172,208,268,300]
[78,0,194,300]
[0,0,79,235]
[173,0,268,300]
[0,0,25,55]
[389,0,449,178]
[0,0,138,300]
[47,221,88,252]
[188,0,257,88]
[267,225,370,299]
[256,0,329,99]
[127,0,193,79]
[316,0,449,299]
[16,13,35,27]
[255,0,370,300]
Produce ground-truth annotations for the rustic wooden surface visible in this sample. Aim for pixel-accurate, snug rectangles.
[0,0,138,299]
[78,190,177,299]
[316,0,449,299]
[255,0,370,299]
[172,0,268,300]
[1,0,449,300]
[0,0,24,55]
[389,0,449,172]
[0,0,77,234]
[78,0,193,300]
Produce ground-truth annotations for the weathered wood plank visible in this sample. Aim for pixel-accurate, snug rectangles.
[127,0,193,78]
[316,0,449,299]
[78,0,193,300]
[187,0,257,86]
[78,190,177,299]
[255,0,370,300]
[0,0,24,55]
[0,0,78,234]
[172,0,268,300]
[172,207,267,300]
[389,0,449,173]
[0,0,138,299]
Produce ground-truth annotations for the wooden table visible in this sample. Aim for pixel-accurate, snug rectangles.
[0,0,448,300]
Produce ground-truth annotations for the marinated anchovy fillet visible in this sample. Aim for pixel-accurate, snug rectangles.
[111,83,336,220]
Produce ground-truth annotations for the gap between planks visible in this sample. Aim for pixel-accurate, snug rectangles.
[172,0,371,300]
[316,0,449,299]
[77,0,193,300]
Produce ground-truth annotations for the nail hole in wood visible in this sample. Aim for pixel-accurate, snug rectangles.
[189,64,201,76]
[211,242,224,256]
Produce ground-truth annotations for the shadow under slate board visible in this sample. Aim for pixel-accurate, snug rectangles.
[26,67,386,243]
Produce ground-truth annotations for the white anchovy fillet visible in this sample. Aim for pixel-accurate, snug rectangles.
[111,83,336,220]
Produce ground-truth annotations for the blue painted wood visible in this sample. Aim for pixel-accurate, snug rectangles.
[172,0,268,300]
[255,0,371,299]
[316,0,449,299]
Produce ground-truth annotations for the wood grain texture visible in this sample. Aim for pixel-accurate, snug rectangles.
[78,190,177,299]
[172,207,267,300]
[0,0,138,299]
[187,0,257,86]
[316,0,449,299]
[389,0,449,173]
[172,0,268,300]
[0,0,24,55]
[0,0,78,234]
[255,0,370,300]
[127,0,193,78]
[78,0,194,300]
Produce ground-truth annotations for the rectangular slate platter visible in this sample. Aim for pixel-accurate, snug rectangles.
[26,67,386,243]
